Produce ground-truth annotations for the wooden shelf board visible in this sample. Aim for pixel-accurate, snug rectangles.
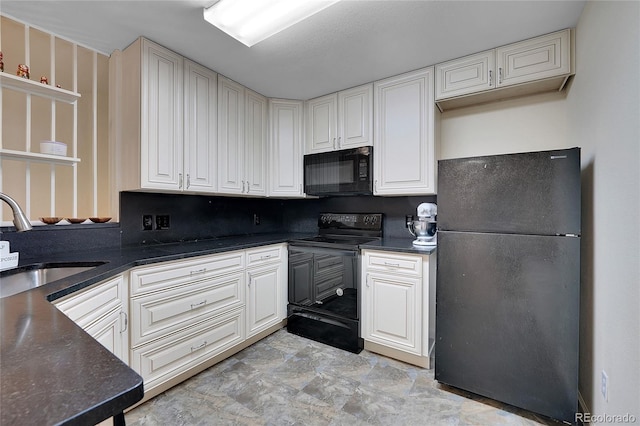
[0,72,81,103]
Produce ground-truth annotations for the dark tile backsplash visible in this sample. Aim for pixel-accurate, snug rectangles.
[120,191,436,245]
[1,192,436,258]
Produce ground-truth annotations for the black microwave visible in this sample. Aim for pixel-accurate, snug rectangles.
[304,146,373,196]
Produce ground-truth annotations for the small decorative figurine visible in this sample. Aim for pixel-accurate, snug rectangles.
[40,76,49,85]
[55,84,61,88]
[17,64,30,79]
[0,52,4,72]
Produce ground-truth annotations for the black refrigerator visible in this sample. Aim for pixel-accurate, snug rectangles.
[435,148,581,424]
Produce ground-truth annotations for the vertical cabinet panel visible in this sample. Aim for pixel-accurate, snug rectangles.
[269,99,304,197]
[305,94,337,153]
[217,76,245,194]
[245,89,268,196]
[184,60,217,192]
[338,84,373,149]
[141,40,183,189]
[246,264,282,338]
[374,67,435,195]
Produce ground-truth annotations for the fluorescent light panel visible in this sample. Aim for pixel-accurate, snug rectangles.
[204,0,340,47]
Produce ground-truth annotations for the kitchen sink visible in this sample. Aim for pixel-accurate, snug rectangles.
[0,262,107,299]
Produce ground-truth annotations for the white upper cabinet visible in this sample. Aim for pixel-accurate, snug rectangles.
[184,60,217,193]
[338,84,373,150]
[244,89,268,196]
[269,99,305,197]
[217,76,246,194]
[435,50,495,100]
[305,93,337,153]
[141,39,184,190]
[496,29,572,87]
[116,38,217,193]
[435,29,573,111]
[217,78,268,196]
[305,84,373,154]
[374,67,436,196]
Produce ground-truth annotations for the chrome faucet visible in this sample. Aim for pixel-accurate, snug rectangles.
[0,192,32,232]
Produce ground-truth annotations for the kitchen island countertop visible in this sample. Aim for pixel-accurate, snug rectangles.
[0,232,310,425]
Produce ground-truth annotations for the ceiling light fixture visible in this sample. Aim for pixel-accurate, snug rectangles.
[203,0,340,47]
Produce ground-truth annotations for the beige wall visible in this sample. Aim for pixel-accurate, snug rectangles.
[567,0,640,418]
[0,15,110,222]
[438,0,640,418]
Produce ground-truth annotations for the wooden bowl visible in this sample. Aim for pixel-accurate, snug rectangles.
[89,217,111,223]
[66,218,87,224]
[40,217,62,225]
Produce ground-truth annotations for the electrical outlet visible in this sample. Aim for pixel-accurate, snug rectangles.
[142,215,153,231]
[156,214,170,230]
[601,370,608,401]
[253,213,260,225]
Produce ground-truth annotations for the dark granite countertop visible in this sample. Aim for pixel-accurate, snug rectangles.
[0,232,310,425]
[360,237,438,255]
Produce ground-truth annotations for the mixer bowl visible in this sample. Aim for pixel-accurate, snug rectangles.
[410,219,437,237]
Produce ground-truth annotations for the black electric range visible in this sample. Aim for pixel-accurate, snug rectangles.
[287,213,383,353]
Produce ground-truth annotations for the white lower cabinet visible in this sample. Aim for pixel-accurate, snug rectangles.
[54,275,129,364]
[130,307,245,392]
[128,244,287,400]
[245,245,287,338]
[361,249,436,368]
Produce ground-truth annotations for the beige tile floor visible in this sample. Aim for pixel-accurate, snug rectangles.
[126,329,559,426]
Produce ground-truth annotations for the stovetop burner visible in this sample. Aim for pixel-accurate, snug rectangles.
[290,213,383,250]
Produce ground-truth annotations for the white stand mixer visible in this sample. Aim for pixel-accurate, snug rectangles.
[406,202,437,247]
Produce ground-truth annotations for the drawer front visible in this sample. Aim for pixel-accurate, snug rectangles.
[130,308,245,393]
[131,272,244,347]
[246,244,284,267]
[55,275,125,328]
[363,250,422,277]
[131,251,244,296]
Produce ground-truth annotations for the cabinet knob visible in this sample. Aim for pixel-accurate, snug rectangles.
[498,67,503,85]
[489,70,493,87]
[186,174,191,189]
[120,311,128,333]
[179,173,183,189]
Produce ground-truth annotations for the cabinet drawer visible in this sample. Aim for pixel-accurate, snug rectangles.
[245,244,284,267]
[55,275,125,329]
[130,307,244,393]
[363,251,422,276]
[131,272,243,346]
[131,251,244,296]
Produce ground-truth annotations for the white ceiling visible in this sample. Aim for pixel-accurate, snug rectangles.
[1,0,586,100]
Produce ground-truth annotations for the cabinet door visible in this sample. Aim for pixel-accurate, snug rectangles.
[363,271,422,355]
[496,29,571,88]
[245,89,268,196]
[85,307,129,364]
[435,50,495,100]
[338,84,373,149]
[217,76,245,194]
[141,39,184,190]
[305,93,337,154]
[374,67,436,195]
[183,60,217,193]
[269,99,304,197]
[246,264,282,338]
[54,275,129,363]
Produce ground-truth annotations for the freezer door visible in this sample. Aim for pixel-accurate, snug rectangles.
[435,231,580,423]
[437,148,581,235]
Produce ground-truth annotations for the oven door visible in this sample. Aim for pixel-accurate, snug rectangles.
[288,245,358,319]
[287,245,363,353]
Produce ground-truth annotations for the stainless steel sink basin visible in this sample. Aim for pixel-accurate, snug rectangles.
[0,262,106,299]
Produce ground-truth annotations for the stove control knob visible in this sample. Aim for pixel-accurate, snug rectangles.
[336,288,344,297]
